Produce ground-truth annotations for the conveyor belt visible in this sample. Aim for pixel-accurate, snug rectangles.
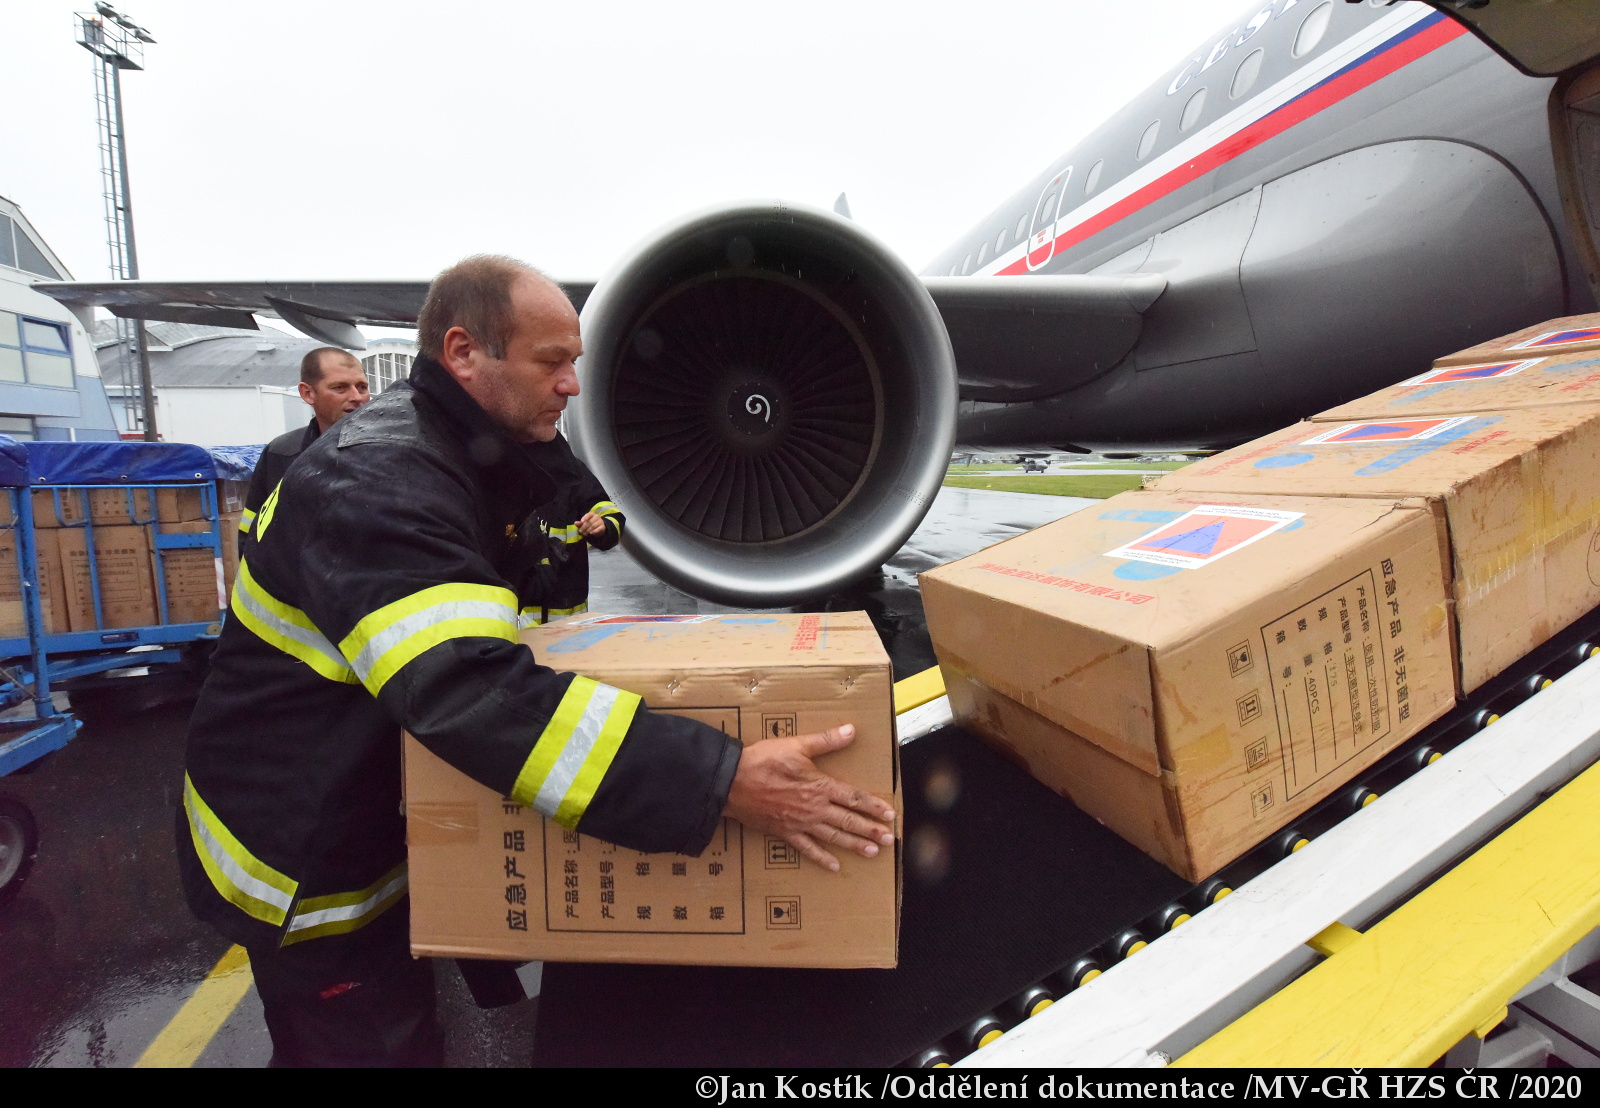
[534,604,1600,1068]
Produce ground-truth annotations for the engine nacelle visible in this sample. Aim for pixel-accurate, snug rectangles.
[568,201,957,607]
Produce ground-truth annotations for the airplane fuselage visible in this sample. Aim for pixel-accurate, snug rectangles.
[932,0,1587,451]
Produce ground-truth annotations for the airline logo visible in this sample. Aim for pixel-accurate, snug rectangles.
[1509,328,1600,352]
[1301,417,1472,446]
[1398,359,1541,386]
[1107,504,1302,570]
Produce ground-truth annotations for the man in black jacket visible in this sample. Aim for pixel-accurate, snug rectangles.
[521,431,622,626]
[180,255,895,1066]
[241,347,370,534]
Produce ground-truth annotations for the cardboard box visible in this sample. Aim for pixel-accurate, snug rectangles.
[0,527,67,637]
[217,479,247,514]
[920,491,1455,882]
[59,524,158,631]
[1435,311,1600,366]
[56,488,156,527]
[405,611,900,968]
[1153,405,1600,691]
[153,519,224,626]
[0,490,76,529]
[1315,348,1600,421]
[156,486,208,525]
[220,510,241,599]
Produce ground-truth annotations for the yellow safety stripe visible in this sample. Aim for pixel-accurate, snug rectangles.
[238,508,256,535]
[517,603,588,629]
[550,523,584,545]
[591,500,620,518]
[282,862,409,945]
[339,582,518,696]
[255,483,282,539]
[1175,756,1600,1067]
[183,774,298,927]
[510,675,640,828]
[230,560,358,683]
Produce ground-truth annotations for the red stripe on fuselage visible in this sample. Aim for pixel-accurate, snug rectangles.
[994,17,1467,276]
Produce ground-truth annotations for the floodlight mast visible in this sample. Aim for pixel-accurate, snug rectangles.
[76,8,159,442]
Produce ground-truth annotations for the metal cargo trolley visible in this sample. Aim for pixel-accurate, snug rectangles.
[0,435,257,906]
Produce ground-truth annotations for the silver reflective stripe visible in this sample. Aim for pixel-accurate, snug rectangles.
[286,869,410,935]
[188,803,295,915]
[345,599,516,684]
[533,682,620,816]
[232,576,350,676]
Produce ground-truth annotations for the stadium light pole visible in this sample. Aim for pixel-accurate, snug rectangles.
[76,4,159,441]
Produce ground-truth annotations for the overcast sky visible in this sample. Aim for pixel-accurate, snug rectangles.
[3,0,1251,285]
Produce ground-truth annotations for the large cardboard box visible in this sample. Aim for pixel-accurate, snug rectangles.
[59,525,158,631]
[1435,311,1600,366]
[0,490,76,529]
[56,488,156,527]
[920,491,1455,881]
[0,527,67,637]
[1316,348,1600,421]
[1153,405,1600,691]
[405,611,900,968]
[156,486,208,525]
[153,519,224,626]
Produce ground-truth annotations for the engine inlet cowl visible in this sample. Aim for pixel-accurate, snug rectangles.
[568,201,956,607]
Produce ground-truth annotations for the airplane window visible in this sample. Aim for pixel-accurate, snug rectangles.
[1292,2,1333,59]
[1015,214,1029,240]
[1180,87,1207,132]
[1136,120,1160,161]
[977,243,990,267]
[1231,48,1264,98]
[994,228,1006,254]
[1085,160,1103,195]
[962,254,973,275]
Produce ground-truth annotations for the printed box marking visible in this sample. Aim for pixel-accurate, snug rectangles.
[1510,327,1600,351]
[1300,417,1472,446]
[1107,504,1303,570]
[1398,359,1541,386]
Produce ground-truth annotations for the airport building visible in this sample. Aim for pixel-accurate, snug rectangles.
[95,323,416,446]
[0,194,119,441]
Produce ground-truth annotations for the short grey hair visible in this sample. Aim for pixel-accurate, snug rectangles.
[417,254,550,360]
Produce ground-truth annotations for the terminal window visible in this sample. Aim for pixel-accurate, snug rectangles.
[0,215,63,281]
[361,351,413,395]
[0,312,75,389]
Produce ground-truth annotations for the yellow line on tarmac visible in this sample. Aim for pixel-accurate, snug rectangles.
[134,944,253,1068]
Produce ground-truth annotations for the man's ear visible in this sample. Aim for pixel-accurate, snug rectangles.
[298,381,314,405]
[439,326,478,381]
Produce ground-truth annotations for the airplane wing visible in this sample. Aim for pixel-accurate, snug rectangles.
[33,279,596,349]
[36,273,1163,388]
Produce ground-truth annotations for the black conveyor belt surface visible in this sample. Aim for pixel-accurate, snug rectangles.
[532,725,1189,1067]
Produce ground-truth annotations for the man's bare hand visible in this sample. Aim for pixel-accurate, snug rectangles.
[723,724,896,872]
[576,512,607,538]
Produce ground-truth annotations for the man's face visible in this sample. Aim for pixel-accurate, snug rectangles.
[449,278,582,444]
[301,355,370,432]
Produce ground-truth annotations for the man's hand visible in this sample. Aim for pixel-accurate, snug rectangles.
[723,724,896,872]
[576,512,607,538]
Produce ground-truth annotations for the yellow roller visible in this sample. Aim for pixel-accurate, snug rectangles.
[893,666,946,714]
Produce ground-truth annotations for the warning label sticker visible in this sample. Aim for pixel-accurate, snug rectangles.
[1107,504,1302,570]
[1509,327,1600,351]
[1397,359,1541,387]
[1300,417,1472,445]
[568,614,720,625]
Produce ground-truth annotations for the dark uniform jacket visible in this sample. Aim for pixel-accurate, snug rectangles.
[244,416,320,531]
[178,355,742,950]
[521,433,623,626]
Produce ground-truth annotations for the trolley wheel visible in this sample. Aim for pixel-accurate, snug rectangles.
[0,795,39,909]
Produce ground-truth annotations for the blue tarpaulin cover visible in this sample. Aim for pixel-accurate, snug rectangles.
[0,438,264,486]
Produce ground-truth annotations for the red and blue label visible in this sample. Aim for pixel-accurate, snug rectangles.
[1300,417,1471,446]
[1108,504,1303,571]
[1510,328,1600,352]
[1399,360,1540,387]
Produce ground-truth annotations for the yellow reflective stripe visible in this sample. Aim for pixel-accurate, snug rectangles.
[230,560,357,683]
[255,483,282,539]
[238,508,256,534]
[282,862,409,945]
[551,524,583,544]
[510,675,640,828]
[517,603,587,630]
[183,774,297,927]
[339,582,517,696]
[591,501,620,518]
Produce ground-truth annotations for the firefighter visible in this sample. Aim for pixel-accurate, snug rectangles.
[520,431,621,626]
[177,255,895,1067]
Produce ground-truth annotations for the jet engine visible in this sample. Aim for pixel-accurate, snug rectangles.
[567,201,957,608]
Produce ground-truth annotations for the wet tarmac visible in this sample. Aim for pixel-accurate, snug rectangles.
[0,486,1094,1067]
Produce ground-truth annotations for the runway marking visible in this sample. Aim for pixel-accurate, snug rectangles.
[134,944,253,1068]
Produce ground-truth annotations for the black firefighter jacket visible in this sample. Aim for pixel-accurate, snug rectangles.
[177,355,742,950]
[520,432,623,626]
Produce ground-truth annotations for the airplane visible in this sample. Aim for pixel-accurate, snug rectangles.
[34,0,1600,608]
